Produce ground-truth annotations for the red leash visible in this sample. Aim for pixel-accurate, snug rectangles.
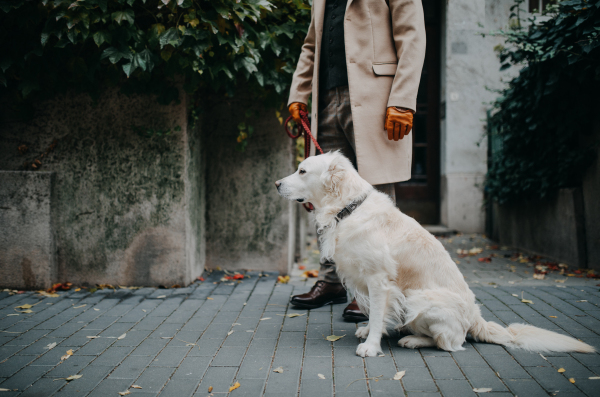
[285,110,324,158]
[285,110,323,212]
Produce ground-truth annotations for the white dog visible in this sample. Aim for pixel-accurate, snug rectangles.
[276,151,595,357]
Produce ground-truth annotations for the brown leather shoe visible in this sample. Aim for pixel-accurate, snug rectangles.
[290,280,347,309]
[342,299,369,322]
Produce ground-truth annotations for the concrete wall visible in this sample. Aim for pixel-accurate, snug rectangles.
[0,172,56,289]
[202,94,297,274]
[440,0,514,232]
[0,88,204,287]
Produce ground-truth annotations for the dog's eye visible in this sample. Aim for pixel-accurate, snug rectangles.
[299,169,306,175]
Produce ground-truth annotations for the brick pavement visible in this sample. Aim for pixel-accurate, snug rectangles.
[1,235,599,396]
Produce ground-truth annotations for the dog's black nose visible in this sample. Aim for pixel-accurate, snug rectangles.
[275,181,281,188]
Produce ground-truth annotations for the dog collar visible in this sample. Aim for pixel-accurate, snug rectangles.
[334,194,368,223]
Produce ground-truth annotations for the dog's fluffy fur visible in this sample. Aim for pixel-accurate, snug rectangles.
[276,151,595,357]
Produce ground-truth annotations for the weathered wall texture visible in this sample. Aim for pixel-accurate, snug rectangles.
[0,88,204,287]
[0,172,56,289]
[581,119,600,269]
[203,94,296,274]
[440,0,514,232]
[493,188,587,268]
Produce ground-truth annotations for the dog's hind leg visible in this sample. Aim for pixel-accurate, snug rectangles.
[398,335,435,349]
[355,277,388,357]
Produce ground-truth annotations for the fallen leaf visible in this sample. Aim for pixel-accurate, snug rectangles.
[86,336,99,339]
[117,333,126,340]
[73,304,86,309]
[277,275,290,284]
[558,368,566,373]
[549,316,557,318]
[74,288,81,292]
[0,388,12,391]
[229,382,241,392]
[94,308,100,311]
[65,374,82,381]
[326,335,345,341]
[302,270,319,278]
[142,309,146,312]
[273,367,284,373]
[118,391,130,396]
[473,388,492,393]
[227,330,234,336]
[16,304,33,309]
[156,295,166,299]
[569,378,576,383]
[521,299,533,304]
[131,385,142,389]
[6,314,19,316]
[318,374,326,379]
[46,342,57,350]
[17,309,33,313]
[576,300,587,302]
[555,279,566,283]
[393,371,405,380]
[208,386,213,392]
[512,294,519,297]
[207,297,213,300]
[60,349,74,361]
[161,337,173,339]
[232,323,241,326]
[277,313,306,318]
[589,376,600,379]
[299,265,306,270]
[533,273,545,280]
[260,317,271,321]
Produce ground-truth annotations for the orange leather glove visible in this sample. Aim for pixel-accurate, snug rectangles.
[288,102,308,125]
[384,107,414,141]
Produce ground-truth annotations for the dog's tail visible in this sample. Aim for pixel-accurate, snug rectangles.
[469,316,595,353]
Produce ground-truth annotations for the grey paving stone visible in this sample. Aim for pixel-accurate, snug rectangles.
[333,365,368,393]
[391,347,426,367]
[19,376,65,397]
[481,351,532,379]
[188,336,222,357]
[0,354,37,377]
[212,346,246,366]
[0,365,53,390]
[112,329,152,347]
[18,337,66,355]
[504,378,549,396]
[304,338,332,357]
[133,366,175,394]
[160,378,201,397]
[333,346,364,367]
[134,316,166,331]
[546,355,596,378]
[150,346,190,367]
[109,355,154,379]
[75,336,115,355]
[148,322,182,339]
[222,330,254,347]
[461,365,508,392]
[264,348,303,394]
[278,332,305,348]
[5,330,49,346]
[87,378,133,397]
[90,346,135,367]
[509,349,550,367]
[246,337,277,357]
[435,379,477,397]
[237,355,273,379]
[131,337,169,357]
[44,355,95,377]
[526,365,580,392]
[228,378,267,397]
[406,393,442,397]
[195,366,238,394]
[55,365,113,394]
[401,367,438,393]
[423,356,464,379]
[171,356,212,379]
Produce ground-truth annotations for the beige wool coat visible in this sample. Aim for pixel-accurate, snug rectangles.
[288,0,426,185]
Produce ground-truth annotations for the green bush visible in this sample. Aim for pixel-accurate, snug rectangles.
[486,0,599,203]
[0,0,310,107]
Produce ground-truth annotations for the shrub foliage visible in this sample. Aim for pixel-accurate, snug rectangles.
[486,0,599,203]
[0,0,311,106]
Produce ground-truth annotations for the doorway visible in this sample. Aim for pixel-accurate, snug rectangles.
[394,0,441,224]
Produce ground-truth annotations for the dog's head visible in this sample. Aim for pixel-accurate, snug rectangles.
[275,151,370,210]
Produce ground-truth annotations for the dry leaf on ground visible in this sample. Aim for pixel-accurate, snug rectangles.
[65,375,82,381]
[156,295,166,299]
[521,299,533,304]
[86,336,99,339]
[16,304,33,309]
[569,378,576,383]
[0,388,13,391]
[277,313,306,318]
[589,377,600,380]
[46,342,57,350]
[273,367,284,373]
[208,386,213,392]
[393,371,405,380]
[558,368,566,373]
[533,273,545,280]
[227,330,234,336]
[473,388,492,393]
[131,385,142,389]
[207,297,213,300]
[117,333,126,340]
[73,304,86,309]
[555,279,566,283]
[326,335,345,341]
[229,382,241,392]
[118,391,130,396]
[318,374,326,379]
[260,317,271,321]
[549,316,557,318]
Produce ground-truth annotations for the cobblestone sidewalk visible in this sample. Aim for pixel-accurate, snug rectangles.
[1,235,600,396]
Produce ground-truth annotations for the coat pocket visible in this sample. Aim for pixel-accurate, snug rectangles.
[372,62,397,76]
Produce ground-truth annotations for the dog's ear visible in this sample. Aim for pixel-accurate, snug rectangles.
[321,153,346,196]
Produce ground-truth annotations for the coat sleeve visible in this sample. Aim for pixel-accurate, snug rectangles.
[387,0,426,112]
[287,9,316,107]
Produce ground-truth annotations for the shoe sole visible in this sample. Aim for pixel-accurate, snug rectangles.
[342,313,369,323]
[290,296,348,309]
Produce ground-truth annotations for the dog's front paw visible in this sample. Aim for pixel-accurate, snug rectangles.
[356,342,382,357]
[355,326,369,339]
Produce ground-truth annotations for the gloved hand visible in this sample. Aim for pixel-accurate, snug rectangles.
[384,107,414,141]
[289,102,308,126]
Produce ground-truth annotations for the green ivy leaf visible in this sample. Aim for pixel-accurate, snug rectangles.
[93,31,111,47]
[101,46,132,64]
[112,10,135,25]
